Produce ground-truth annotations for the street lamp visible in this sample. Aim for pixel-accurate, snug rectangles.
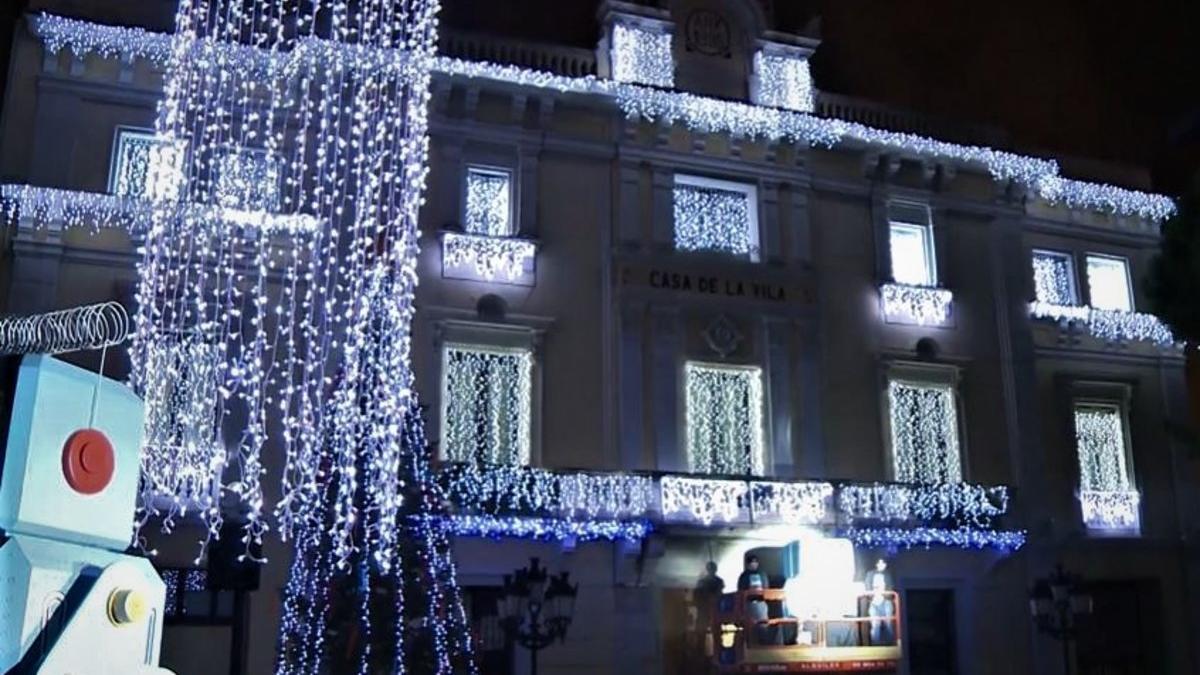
[1029,563,1093,675]
[499,557,578,675]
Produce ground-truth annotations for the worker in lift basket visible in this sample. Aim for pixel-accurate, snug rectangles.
[737,554,775,645]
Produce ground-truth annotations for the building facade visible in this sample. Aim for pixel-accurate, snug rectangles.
[1,1,1197,674]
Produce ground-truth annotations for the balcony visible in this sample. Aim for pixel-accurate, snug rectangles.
[1029,302,1175,347]
[879,283,953,327]
[437,463,1025,552]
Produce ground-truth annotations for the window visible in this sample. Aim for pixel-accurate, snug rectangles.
[109,127,184,201]
[684,362,764,475]
[610,21,673,87]
[215,147,281,214]
[752,50,814,112]
[887,380,962,484]
[442,344,532,465]
[888,201,936,287]
[1086,255,1133,312]
[1074,402,1139,531]
[1031,250,1078,306]
[464,166,514,236]
[673,175,760,260]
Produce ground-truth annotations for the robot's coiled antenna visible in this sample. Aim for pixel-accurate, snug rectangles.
[0,302,130,355]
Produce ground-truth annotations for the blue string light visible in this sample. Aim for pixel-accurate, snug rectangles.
[444,515,653,544]
[842,526,1026,553]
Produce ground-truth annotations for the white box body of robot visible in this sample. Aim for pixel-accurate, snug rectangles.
[0,355,172,674]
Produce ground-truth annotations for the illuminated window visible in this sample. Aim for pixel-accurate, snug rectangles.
[610,21,673,87]
[1074,402,1139,531]
[215,147,281,214]
[684,362,764,476]
[109,127,183,201]
[888,201,936,287]
[673,175,760,260]
[752,50,814,112]
[442,344,532,466]
[1085,255,1133,312]
[887,380,961,484]
[1031,250,1078,305]
[464,166,513,237]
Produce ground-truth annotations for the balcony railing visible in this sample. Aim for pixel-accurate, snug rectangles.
[439,30,597,78]
[437,463,1024,550]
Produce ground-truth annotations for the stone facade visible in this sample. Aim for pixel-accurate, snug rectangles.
[1,1,1197,674]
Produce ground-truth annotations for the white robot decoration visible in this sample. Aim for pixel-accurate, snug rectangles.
[0,354,173,674]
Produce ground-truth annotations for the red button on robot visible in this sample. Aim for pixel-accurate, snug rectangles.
[62,429,115,495]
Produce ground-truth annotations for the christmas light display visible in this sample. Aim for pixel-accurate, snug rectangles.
[444,514,652,543]
[880,283,953,325]
[837,483,1009,528]
[752,50,814,113]
[1074,405,1139,530]
[749,481,832,524]
[558,472,656,519]
[464,167,513,236]
[1038,175,1175,222]
[23,13,1178,222]
[684,363,765,475]
[442,232,537,281]
[1031,250,1077,305]
[1079,490,1140,531]
[2,184,148,230]
[660,475,748,525]
[673,181,757,257]
[109,128,186,201]
[441,464,560,515]
[442,346,533,465]
[610,21,673,87]
[1029,302,1175,345]
[888,381,962,483]
[440,464,654,521]
[842,526,1026,552]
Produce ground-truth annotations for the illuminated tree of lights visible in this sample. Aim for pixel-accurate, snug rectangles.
[124,0,476,671]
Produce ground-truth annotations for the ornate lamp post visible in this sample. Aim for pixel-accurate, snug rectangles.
[1029,563,1093,675]
[499,557,579,675]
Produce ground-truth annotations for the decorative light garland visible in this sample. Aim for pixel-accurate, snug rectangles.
[442,345,533,465]
[558,472,655,520]
[442,232,537,281]
[464,167,512,236]
[25,13,1177,222]
[837,483,1009,528]
[1078,489,1140,531]
[842,526,1026,552]
[684,363,765,476]
[752,50,814,113]
[1029,302,1175,345]
[888,381,962,484]
[1073,406,1139,531]
[440,464,654,521]
[1031,251,1077,306]
[1,184,319,234]
[610,21,673,87]
[443,514,652,543]
[749,481,832,524]
[672,182,757,257]
[660,475,748,525]
[880,283,953,326]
